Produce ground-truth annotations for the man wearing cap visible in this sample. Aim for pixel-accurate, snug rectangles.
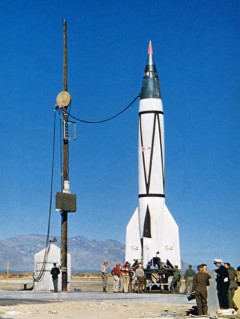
[214,259,229,309]
[192,264,211,315]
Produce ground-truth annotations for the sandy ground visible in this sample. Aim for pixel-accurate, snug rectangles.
[0,275,190,319]
[0,275,240,319]
[0,300,189,319]
[1,274,239,319]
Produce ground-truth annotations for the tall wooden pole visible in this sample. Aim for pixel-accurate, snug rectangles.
[61,19,69,292]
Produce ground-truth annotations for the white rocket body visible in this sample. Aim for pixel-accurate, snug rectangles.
[125,42,181,268]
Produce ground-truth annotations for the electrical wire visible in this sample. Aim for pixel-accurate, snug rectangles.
[66,94,140,124]
[34,110,57,282]
[59,116,63,190]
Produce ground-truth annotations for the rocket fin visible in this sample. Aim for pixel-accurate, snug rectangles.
[160,204,181,267]
[143,205,151,238]
[125,208,142,265]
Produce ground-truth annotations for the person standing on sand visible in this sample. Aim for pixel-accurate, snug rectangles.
[170,265,181,293]
[214,259,230,309]
[224,262,238,310]
[121,261,130,293]
[184,265,195,294]
[101,260,108,292]
[192,264,211,315]
[111,262,121,292]
[50,263,60,292]
[237,266,240,286]
[135,263,145,293]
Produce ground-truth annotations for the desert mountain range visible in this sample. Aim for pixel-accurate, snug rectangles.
[0,235,125,273]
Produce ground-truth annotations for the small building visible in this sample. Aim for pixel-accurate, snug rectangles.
[33,244,71,291]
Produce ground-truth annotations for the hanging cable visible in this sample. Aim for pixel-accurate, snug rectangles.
[34,110,57,282]
[65,94,140,124]
[59,116,63,190]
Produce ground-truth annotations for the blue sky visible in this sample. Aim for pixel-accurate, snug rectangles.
[0,0,239,269]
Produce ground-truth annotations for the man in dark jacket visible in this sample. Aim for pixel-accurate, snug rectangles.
[214,259,229,309]
[50,263,60,292]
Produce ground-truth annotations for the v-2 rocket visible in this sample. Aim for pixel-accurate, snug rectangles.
[125,41,181,268]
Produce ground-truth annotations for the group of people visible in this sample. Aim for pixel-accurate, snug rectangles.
[184,259,239,316]
[101,260,145,293]
[101,260,184,294]
[50,257,240,313]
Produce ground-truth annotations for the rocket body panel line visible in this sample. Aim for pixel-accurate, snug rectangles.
[138,111,165,196]
[147,113,157,195]
[139,110,164,115]
[158,112,166,194]
[139,112,164,195]
[139,194,165,198]
[139,116,148,197]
